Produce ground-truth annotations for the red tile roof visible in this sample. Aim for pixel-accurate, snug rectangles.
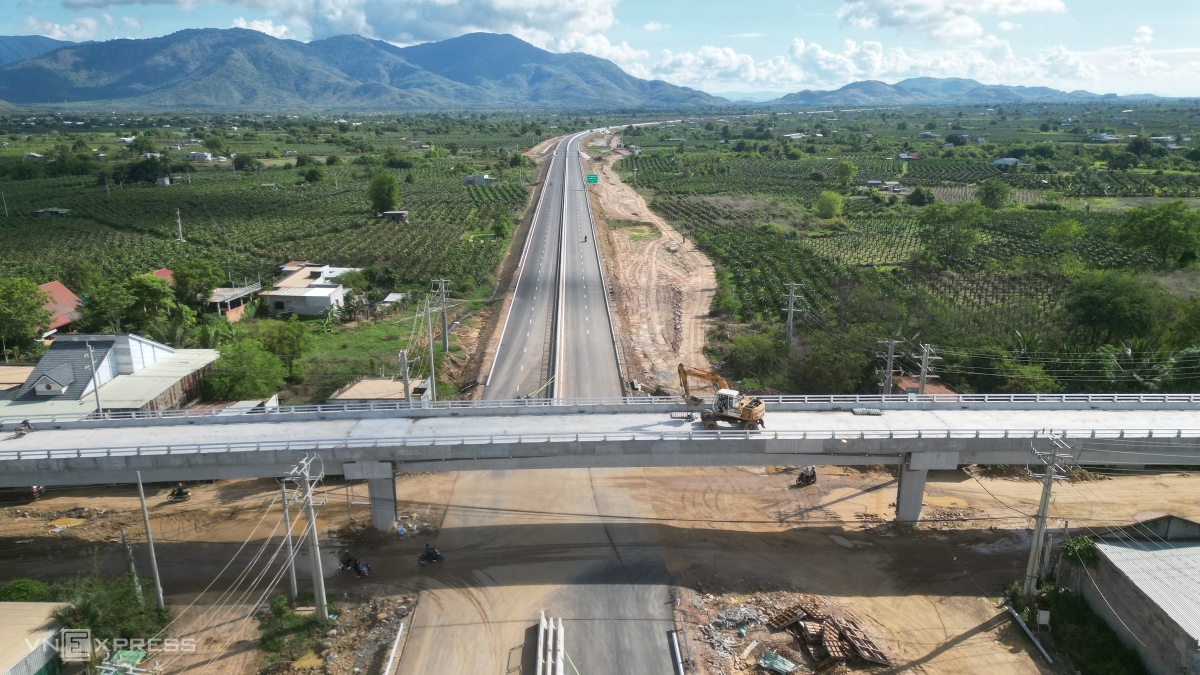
[39,281,83,331]
[152,268,174,284]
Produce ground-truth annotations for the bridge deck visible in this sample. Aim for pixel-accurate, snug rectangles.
[4,408,1200,456]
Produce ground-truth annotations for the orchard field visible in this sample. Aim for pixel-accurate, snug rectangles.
[613,101,1200,394]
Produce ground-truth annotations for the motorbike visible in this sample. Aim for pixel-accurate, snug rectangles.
[795,466,817,487]
[14,421,34,438]
[336,554,372,577]
[167,489,191,502]
[418,549,445,565]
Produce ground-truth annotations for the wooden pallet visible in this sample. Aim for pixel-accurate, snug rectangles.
[796,620,825,645]
[796,598,826,621]
[768,604,808,630]
[833,617,891,666]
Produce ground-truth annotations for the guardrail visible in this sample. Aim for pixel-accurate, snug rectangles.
[5,427,1200,461]
[5,392,1200,426]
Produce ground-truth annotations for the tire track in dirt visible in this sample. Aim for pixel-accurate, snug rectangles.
[582,133,716,392]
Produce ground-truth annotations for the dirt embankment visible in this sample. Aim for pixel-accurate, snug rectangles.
[583,133,716,391]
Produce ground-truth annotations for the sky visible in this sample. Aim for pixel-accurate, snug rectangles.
[6,0,1200,97]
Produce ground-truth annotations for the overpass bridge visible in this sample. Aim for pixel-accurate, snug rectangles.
[4,394,1200,528]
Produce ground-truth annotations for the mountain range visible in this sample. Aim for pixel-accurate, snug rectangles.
[773,77,1148,106]
[0,30,1160,110]
[0,29,721,109]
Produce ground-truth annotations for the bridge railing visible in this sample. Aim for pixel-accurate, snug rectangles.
[5,392,1200,427]
[5,427,1200,461]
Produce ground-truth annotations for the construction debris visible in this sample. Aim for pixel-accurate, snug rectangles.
[710,606,766,630]
[758,651,797,673]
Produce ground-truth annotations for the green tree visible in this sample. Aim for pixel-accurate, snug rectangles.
[303,168,323,183]
[130,135,156,156]
[1065,272,1158,345]
[1108,152,1138,171]
[834,160,857,187]
[1126,135,1153,156]
[0,578,51,601]
[917,202,985,267]
[976,179,1012,210]
[368,172,400,212]
[1041,219,1083,248]
[904,186,936,206]
[205,339,287,400]
[62,260,104,296]
[788,336,870,394]
[325,154,341,166]
[1119,200,1200,268]
[173,259,224,309]
[233,155,263,171]
[445,142,460,156]
[124,274,179,334]
[491,213,515,238]
[79,280,135,333]
[251,318,309,379]
[270,594,289,627]
[0,278,51,360]
[815,191,843,219]
[204,136,224,155]
[294,154,315,167]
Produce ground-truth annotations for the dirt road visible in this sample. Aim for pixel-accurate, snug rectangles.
[583,133,717,391]
[3,468,1196,674]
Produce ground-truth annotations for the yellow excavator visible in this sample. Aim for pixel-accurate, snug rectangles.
[677,363,767,430]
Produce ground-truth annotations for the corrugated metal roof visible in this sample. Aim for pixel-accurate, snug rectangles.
[13,340,114,401]
[1096,540,1200,640]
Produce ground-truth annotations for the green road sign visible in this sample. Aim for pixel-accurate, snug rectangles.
[586,174,598,184]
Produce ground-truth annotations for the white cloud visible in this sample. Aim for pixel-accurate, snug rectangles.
[730,33,765,38]
[643,22,666,31]
[23,15,100,40]
[838,0,1064,40]
[122,16,141,30]
[231,17,296,39]
[1133,25,1154,44]
[1038,45,1096,79]
[997,21,1020,31]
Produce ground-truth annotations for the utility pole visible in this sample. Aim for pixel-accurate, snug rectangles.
[783,282,801,346]
[426,298,437,402]
[286,455,328,621]
[433,279,449,352]
[279,481,298,601]
[878,338,901,395]
[398,350,411,402]
[135,472,165,611]
[917,344,941,395]
[175,208,184,243]
[105,177,111,200]
[1,191,7,218]
[86,342,103,415]
[120,530,143,604]
[1023,435,1068,597]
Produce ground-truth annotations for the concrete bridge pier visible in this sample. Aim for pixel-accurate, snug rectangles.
[895,451,959,523]
[344,461,397,531]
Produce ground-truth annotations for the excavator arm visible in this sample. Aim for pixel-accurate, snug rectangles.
[678,363,729,404]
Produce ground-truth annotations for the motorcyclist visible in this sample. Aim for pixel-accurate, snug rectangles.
[796,466,817,485]
[21,419,34,432]
[423,543,442,560]
[171,482,189,498]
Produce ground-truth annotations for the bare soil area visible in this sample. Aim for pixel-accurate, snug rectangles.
[583,133,717,390]
[2,467,1195,674]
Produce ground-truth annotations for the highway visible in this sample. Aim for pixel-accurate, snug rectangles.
[557,134,624,398]
[485,131,623,400]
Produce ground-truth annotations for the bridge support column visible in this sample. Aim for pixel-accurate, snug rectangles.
[343,461,396,532]
[894,451,960,524]
[895,462,927,524]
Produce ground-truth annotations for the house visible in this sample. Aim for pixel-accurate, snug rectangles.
[328,376,432,403]
[1089,133,1118,143]
[155,176,183,186]
[38,280,83,336]
[897,153,920,161]
[379,292,405,306]
[0,602,68,675]
[383,211,409,223]
[22,152,43,159]
[117,136,136,143]
[992,158,1021,167]
[866,180,883,187]
[918,131,940,139]
[207,280,262,323]
[152,268,174,285]
[1058,516,1200,675]
[462,174,496,186]
[0,334,218,416]
[185,151,213,161]
[976,137,987,143]
[259,262,358,316]
[31,208,70,218]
